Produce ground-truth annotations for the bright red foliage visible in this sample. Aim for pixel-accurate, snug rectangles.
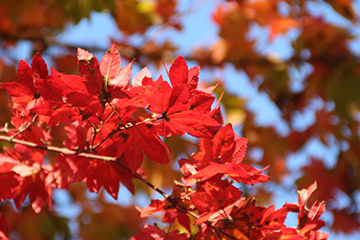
[0,45,329,239]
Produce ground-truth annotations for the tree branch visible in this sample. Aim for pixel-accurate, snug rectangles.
[0,134,239,239]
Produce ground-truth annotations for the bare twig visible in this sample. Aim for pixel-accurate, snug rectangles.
[0,134,239,239]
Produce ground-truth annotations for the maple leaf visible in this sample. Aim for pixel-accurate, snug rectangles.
[100,43,134,91]
[31,52,49,80]
[188,66,200,90]
[282,182,329,238]
[297,182,327,231]
[100,43,122,82]
[130,224,191,240]
[159,85,220,138]
[0,154,20,201]
[2,53,47,109]
[189,161,269,185]
[66,155,136,197]
[146,76,172,113]
[116,120,170,173]
[35,68,67,104]
[191,124,247,167]
[78,48,104,96]
[47,105,81,128]
[160,110,220,138]
[145,69,220,138]
[33,67,93,122]
[136,199,165,218]
[197,197,256,240]
[244,204,293,239]
[169,55,189,86]
[0,146,52,213]
[11,164,54,213]
[190,180,243,224]
[162,209,178,223]
[52,155,73,189]
[132,67,152,87]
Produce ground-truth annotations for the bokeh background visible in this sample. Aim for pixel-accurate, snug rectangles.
[1,0,360,239]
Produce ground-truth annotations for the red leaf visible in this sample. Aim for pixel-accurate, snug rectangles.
[116,122,170,173]
[52,155,73,189]
[31,52,48,80]
[17,59,35,94]
[232,135,248,163]
[187,92,214,113]
[0,154,20,200]
[187,66,200,90]
[297,181,318,219]
[100,43,121,80]
[212,124,236,162]
[132,67,152,87]
[110,61,133,89]
[11,163,53,213]
[67,156,130,199]
[77,48,104,95]
[136,199,165,218]
[167,84,191,114]
[30,101,54,116]
[190,161,269,185]
[3,53,47,108]
[169,55,188,86]
[82,100,104,120]
[162,209,178,223]
[161,111,220,138]
[36,68,67,104]
[178,213,191,233]
[47,106,80,128]
[2,82,33,105]
[190,180,244,225]
[146,76,171,113]
[65,91,91,107]
[130,224,190,240]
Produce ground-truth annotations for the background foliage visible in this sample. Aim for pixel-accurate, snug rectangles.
[1,0,360,239]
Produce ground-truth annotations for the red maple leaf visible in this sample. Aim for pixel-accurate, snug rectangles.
[132,67,152,87]
[158,84,220,138]
[283,182,329,239]
[193,124,238,164]
[190,180,243,224]
[100,43,133,90]
[0,154,20,201]
[11,163,53,213]
[66,155,136,197]
[2,53,47,110]
[169,55,199,90]
[52,154,73,189]
[130,224,191,240]
[116,119,170,173]
[136,199,166,218]
[78,48,104,96]
[0,147,53,213]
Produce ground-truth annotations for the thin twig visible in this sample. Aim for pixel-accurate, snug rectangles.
[0,134,240,239]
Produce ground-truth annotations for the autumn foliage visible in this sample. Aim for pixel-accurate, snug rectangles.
[0,44,330,239]
[1,0,360,238]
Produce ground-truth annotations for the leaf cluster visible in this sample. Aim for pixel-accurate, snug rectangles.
[0,45,329,239]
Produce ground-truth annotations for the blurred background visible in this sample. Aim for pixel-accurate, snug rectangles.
[1,0,360,239]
